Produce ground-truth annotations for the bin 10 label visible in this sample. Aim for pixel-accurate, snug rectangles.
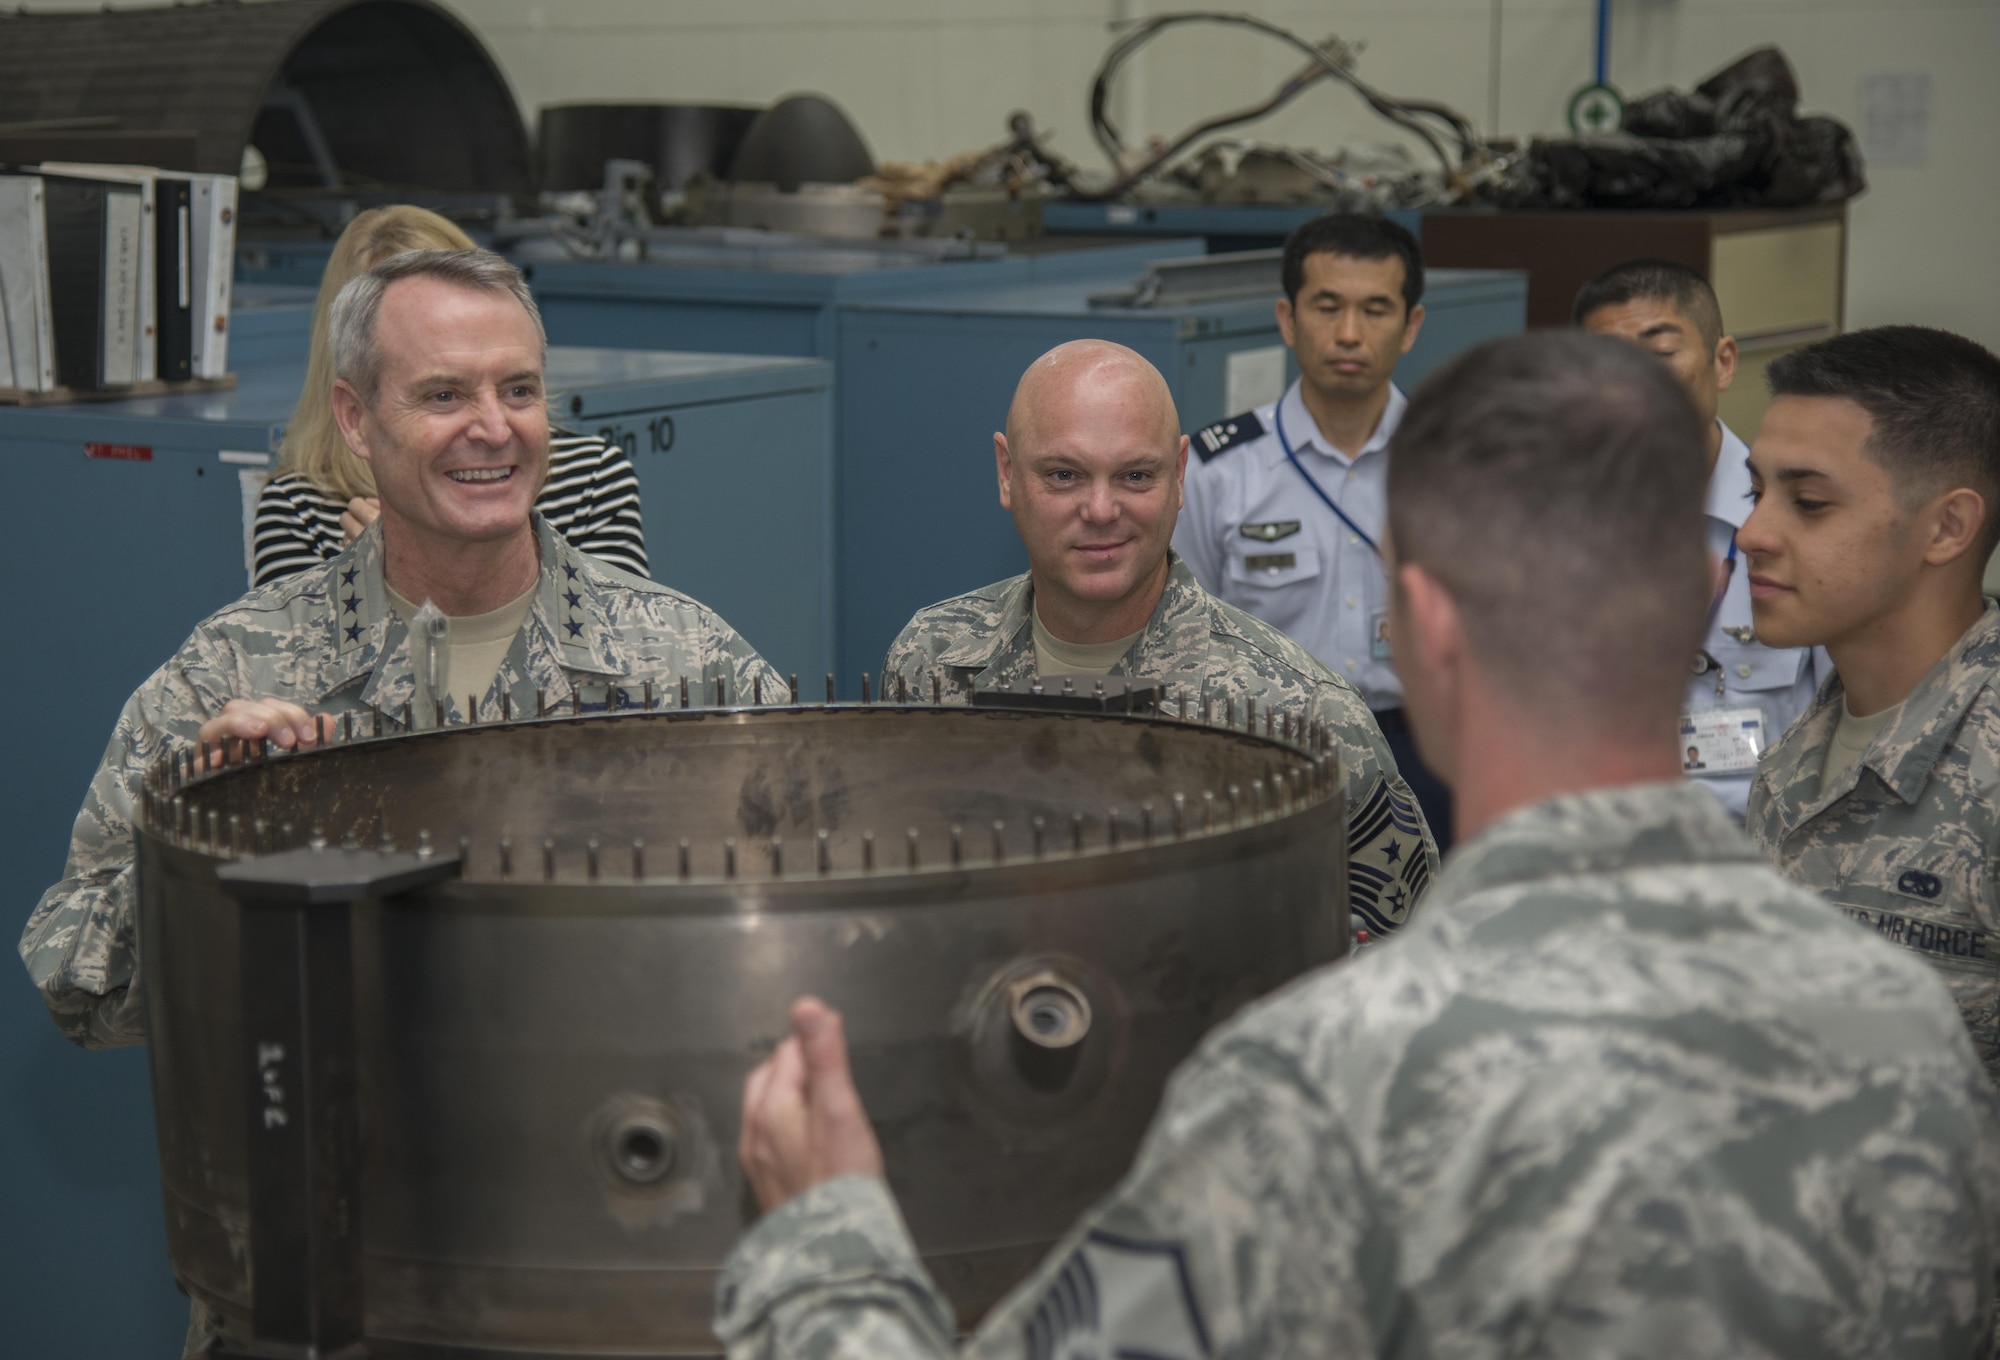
[597,415,676,457]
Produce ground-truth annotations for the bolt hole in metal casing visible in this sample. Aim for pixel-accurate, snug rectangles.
[135,704,1346,1356]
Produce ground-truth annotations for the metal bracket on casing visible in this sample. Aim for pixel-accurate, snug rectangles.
[213,846,462,1359]
[970,676,1165,715]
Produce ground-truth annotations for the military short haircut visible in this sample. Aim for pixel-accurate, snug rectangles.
[1571,258,1724,349]
[1281,213,1424,312]
[329,247,546,404]
[1387,332,1710,724]
[1769,326,2000,549]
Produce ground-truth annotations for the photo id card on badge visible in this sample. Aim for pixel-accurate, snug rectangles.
[1680,707,1765,775]
[1370,606,1391,660]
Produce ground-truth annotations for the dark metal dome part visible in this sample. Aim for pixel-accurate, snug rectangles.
[138,696,1347,1356]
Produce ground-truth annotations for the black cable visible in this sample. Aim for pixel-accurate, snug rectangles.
[1081,10,1480,200]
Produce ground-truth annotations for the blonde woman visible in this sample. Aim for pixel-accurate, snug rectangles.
[250,206,648,585]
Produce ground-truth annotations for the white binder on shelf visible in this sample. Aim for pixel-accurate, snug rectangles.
[37,162,160,382]
[0,175,58,392]
[189,174,239,379]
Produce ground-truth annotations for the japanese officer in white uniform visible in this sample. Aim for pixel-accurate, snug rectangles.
[1577,259,1826,820]
[1174,214,1455,845]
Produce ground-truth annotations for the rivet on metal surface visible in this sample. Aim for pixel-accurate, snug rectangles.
[470,694,482,724]
[1225,697,1236,730]
[571,690,582,718]
[1062,678,1074,696]
[1072,812,1085,853]
[678,839,692,880]
[542,838,557,880]
[499,836,514,879]
[1202,791,1216,834]
[340,712,352,744]
[642,680,654,712]
[1172,793,1187,839]
[607,686,621,714]
[860,673,872,704]
[681,676,691,709]
[457,834,470,866]
[378,829,396,853]
[415,830,433,859]
[1030,680,1043,696]
[716,676,728,708]
[1178,688,1189,720]
[790,674,800,704]
[260,736,273,760]
[402,701,414,731]
[991,821,1006,863]
[1031,816,1046,858]
[170,795,186,844]
[817,829,831,875]
[1246,697,1256,731]
[825,673,835,704]
[632,839,645,879]
[1265,710,1275,738]
[1094,679,1105,701]
[227,815,244,857]
[1228,784,1242,825]
[906,828,920,870]
[1108,807,1122,848]
[536,688,547,718]
[206,809,220,852]
[897,674,908,703]
[1201,693,1212,723]
[950,825,963,866]
[754,676,763,706]
[502,691,514,722]
[252,818,268,855]
[279,822,294,850]
[342,833,360,852]
[724,838,737,878]
[769,837,783,877]
[1140,800,1155,842]
[1251,779,1266,819]
[862,832,875,872]
[587,838,601,880]
[310,826,328,852]
[932,673,942,705]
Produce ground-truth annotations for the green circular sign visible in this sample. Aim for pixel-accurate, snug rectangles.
[1567,82,1626,136]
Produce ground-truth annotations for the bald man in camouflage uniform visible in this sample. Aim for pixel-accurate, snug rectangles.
[1742,327,2000,1082]
[23,249,783,1054]
[723,333,2000,1360]
[884,340,1435,936]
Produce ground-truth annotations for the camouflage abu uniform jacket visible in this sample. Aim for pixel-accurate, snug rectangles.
[1748,601,2000,1083]
[715,782,2000,1360]
[22,515,784,1048]
[881,554,1436,934]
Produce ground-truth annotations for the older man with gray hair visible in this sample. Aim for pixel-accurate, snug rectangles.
[23,247,785,1056]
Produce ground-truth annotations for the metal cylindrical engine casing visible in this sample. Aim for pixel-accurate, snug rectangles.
[138,704,1346,1356]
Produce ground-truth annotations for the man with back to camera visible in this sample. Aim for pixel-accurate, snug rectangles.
[1743,325,2000,1084]
[880,337,1436,938]
[1173,213,1456,846]
[1576,259,1826,821]
[714,331,2000,1360]
[23,247,785,1051]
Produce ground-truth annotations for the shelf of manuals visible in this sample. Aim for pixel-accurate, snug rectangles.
[0,373,237,406]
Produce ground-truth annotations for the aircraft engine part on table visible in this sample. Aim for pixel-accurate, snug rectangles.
[138,700,1349,1355]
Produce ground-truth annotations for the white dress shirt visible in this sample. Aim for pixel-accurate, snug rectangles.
[1175,379,1405,711]
[1688,421,1828,819]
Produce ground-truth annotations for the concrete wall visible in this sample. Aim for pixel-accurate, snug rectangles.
[443,0,1997,350]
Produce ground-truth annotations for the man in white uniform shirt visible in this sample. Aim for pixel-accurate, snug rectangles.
[1577,259,1826,820]
[1175,214,1453,845]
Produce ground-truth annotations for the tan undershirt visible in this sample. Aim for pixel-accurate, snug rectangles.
[1031,604,1143,678]
[386,582,538,709]
[1820,696,1901,795]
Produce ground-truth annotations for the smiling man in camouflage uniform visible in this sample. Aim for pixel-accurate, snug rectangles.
[719,332,1999,1360]
[1743,326,2000,1082]
[22,248,783,1052]
[882,339,1436,936]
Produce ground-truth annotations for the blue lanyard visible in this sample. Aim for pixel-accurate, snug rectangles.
[1275,400,1381,558]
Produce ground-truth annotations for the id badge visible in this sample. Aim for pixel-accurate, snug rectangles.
[1679,707,1765,775]
[1369,606,1392,660]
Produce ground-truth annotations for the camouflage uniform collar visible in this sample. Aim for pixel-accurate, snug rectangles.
[315,515,628,715]
[937,555,1213,688]
[1437,781,1760,903]
[1759,603,2000,833]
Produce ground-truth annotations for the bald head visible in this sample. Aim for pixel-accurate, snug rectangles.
[1005,340,1180,452]
[994,340,1191,643]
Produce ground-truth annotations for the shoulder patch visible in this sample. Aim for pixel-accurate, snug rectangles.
[1191,411,1265,463]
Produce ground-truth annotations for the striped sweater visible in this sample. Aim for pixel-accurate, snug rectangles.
[250,432,649,587]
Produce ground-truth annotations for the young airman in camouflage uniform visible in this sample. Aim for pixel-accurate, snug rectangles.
[1742,326,2000,1083]
[882,338,1435,935]
[723,333,2000,1360]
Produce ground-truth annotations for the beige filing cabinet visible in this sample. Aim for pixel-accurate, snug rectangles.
[1423,205,1847,436]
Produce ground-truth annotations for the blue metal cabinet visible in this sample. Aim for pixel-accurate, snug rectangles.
[0,343,830,1358]
[1043,202,1422,253]
[831,266,1526,677]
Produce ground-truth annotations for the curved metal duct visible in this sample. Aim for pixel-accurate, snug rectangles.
[0,0,529,194]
